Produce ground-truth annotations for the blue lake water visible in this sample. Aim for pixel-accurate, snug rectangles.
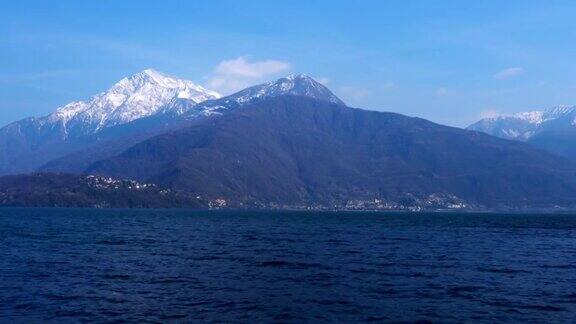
[1,208,576,322]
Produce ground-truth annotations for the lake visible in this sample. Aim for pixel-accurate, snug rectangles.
[1,208,576,322]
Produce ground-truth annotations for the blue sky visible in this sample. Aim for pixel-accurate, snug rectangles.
[1,0,576,127]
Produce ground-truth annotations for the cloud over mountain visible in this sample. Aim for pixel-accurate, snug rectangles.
[494,67,524,80]
[207,57,291,94]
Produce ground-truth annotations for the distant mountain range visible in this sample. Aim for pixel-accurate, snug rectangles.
[37,74,340,175]
[0,69,221,175]
[1,70,576,210]
[85,95,576,210]
[467,105,576,160]
[0,70,340,176]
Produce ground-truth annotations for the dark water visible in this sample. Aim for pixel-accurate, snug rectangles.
[1,209,576,323]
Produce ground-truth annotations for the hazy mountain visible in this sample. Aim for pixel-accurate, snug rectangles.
[6,72,576,210]
[467,106,576,159]
[0,69,220,175]
[87,95,576,210]
[39,74,345,174]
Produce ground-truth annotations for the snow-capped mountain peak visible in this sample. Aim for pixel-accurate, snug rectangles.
[467,105,576,141]
[483,105,576,125]
[223,74,345,106]
[542,105,576,121]
[171,74,346,121]
[50,69,221,135]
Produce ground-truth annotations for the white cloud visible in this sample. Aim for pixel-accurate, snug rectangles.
[213,57,290,78]
[206,57,291,94]
[494,67,524,80]
[435,87,449,96]
[480,109,501,119]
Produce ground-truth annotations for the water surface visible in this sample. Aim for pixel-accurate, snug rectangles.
[1,209,576,322]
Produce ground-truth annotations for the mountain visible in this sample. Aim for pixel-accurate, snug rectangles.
[38,74,345,174]
[0,173,207,208]
[162,74,345,120]
[198,74,344,107]
[87,95,576,210]
[467,105,576,159]
[49,69,221,134]
[0,69,220,175]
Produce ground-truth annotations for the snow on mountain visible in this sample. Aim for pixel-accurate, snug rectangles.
[467,105,576,140]
[512,111,545,125]
[174,74,346,120]
[226,74,344,105]
[508,105,576,125]
[0,72,344,175]
[49,69,220,136]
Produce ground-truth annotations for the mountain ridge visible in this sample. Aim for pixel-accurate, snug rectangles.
[37,73,344,175]
[4,71,576,210]
[0,70,341,175]
[467,105,576,159]
[0,69,221,175]
[45,68,221,135]
[468,105,576,140]
[86,95,576,210]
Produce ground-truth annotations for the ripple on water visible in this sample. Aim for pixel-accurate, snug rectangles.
[1,209,576,322]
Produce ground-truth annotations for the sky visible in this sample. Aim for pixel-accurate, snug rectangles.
[1,0,576,127]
